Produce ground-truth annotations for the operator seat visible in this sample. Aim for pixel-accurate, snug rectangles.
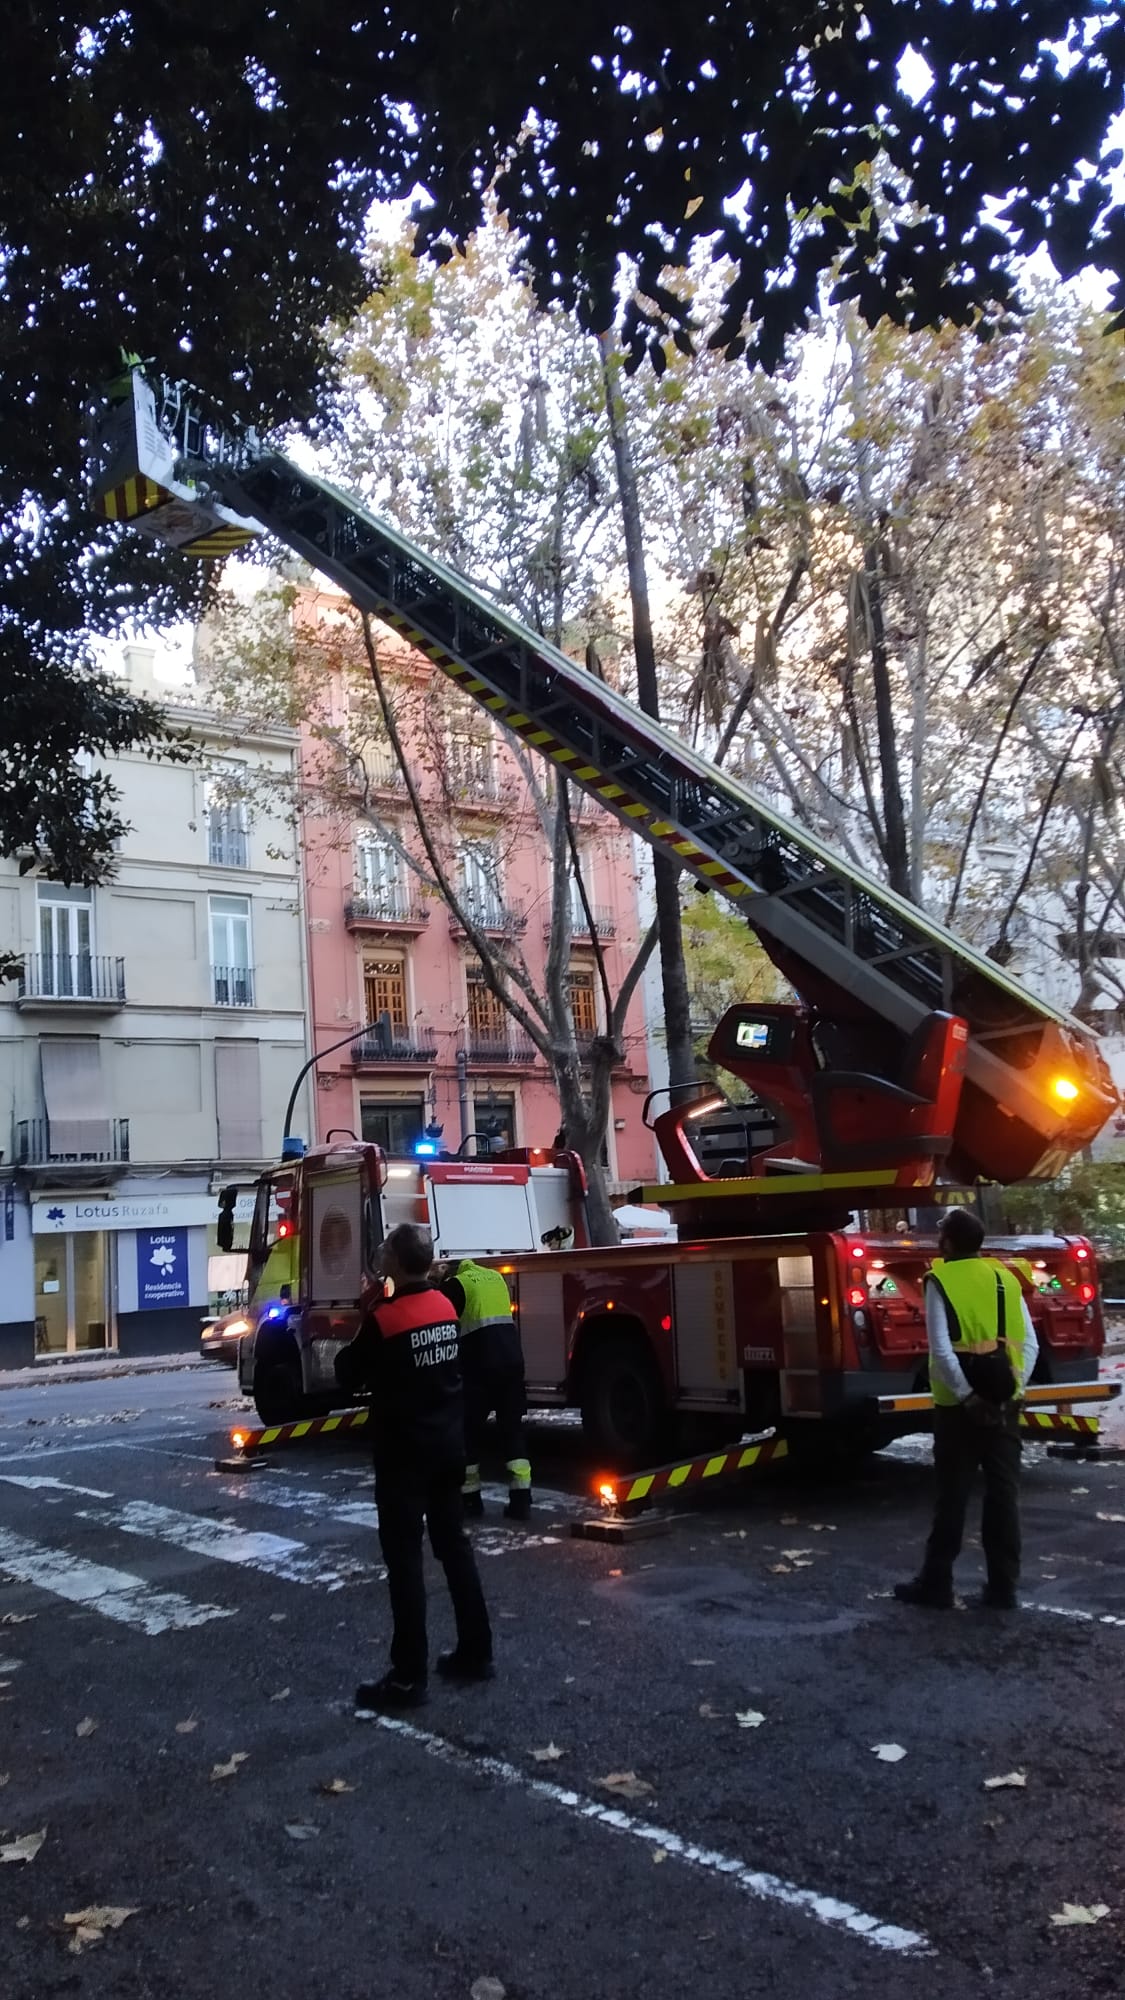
[809,1010,968,1174]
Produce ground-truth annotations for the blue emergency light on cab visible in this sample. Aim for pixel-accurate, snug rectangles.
[414,1120,444,1159]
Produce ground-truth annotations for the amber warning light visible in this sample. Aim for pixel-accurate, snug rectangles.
[598,1480,618,1507]
[1051,1076,1080,1105]
[231,1430,249,1451]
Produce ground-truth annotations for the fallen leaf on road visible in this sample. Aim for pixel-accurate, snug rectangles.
[576,1619,592,1627]
[0,1614,35,1626]
[530,1744,564,1762]
[810,1524,837,1532]
[1,1830,45,1864]
[210,1753,249,1782]
[689,1659,715,1667]
[15,1915,28,1928]
[270,1688,291,1702]
[317,1778,355,1796]
[736,1710,766,1729]
[0,1774,8,1787]
[175,1719,198,1735]
[596,1771,654,1801]
[1050,1903,1110,1927]
[1095,1512,1125,1524]
[698,1703,718,1719]
[75,1718,97,1739]
[652,1848,668,1864]
[64,1906,138,1955]
[780,1515,799,1525]
[470,1979,506,2000]
[768,1563,793,1574]
[791,1559,814,1569]
[285,1823,319,1842]
[871,1744,907,1763]
[984,1772,1026,1791]
[1071,1487,1089,1496]
[268,1613,286,1623]
[781,1549,813,1560]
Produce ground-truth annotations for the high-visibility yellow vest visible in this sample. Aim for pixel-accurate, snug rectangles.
[253,1234,297,1303]
[927,1256,1026,1407]
[455,1259,514,1331]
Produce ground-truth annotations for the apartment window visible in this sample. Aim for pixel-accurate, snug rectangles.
[205,766,249,868]
[364,956,408,1032]
[356,834,407,916]
[448,694,495,797]
[467,965,507,1044]
[360,1098,424,1153]
[347,688,401,791]
[473,1093,516,1152]
[210,894,253,1006]
[459,841,504,928]
[569,966,598,1040]
[37,885,94,997]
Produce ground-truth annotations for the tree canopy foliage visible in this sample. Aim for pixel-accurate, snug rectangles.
[4,1,1124,882]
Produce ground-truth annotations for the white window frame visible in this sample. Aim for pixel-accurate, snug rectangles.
[37,884,94,996]
[458,841,504,928]
[209,893,253,1006]
[356,832,407,914]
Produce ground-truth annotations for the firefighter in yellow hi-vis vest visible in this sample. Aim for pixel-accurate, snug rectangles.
[895,1208,1038,1611]
[442,1259,532,1521]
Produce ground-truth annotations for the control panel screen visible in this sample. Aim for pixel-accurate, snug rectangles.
[735,1020,772,1052]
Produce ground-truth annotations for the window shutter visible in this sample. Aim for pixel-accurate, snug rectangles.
[215,1041,262,1160]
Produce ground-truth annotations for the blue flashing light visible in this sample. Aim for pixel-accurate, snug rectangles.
[414,1139,439,1158]
[261,1301,288,1321]
[281,1136,306,1160]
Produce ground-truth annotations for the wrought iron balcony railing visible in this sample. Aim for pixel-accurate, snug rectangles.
[16,954,126,1005]
[212,965,255,1007]
[16,1117,130,1165]
[350,1029,438,1065]
[345,890,430,928]
[465,1027,538,1066]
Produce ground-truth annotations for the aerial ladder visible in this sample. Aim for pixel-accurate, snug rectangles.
[90,370,1118,1201]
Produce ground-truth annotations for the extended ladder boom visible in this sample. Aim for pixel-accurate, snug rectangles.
[91,375,1118,1182]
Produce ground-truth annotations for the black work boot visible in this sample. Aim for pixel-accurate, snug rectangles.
[436,1648,495,1684]
[977,1585,1018,1610]
[355,1672,428,1712]
[504,1490,532,1522]
[893,1576,954,1610]
[462,1490,485,1520]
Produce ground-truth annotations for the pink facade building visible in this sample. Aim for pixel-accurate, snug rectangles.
[297,593,659,1185]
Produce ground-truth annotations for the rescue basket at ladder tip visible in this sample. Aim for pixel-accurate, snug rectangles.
[87,366,1120,1183]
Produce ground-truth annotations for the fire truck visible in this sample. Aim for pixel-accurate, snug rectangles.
[90,372,1120,1464]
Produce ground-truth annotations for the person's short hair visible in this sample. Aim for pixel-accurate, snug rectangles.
[385,1222,434,1278]
[937,1207,984,1256]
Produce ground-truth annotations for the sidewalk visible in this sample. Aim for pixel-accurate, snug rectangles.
[0,1351,209,1393]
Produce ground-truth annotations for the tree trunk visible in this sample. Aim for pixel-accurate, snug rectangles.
[848,322,911,901]
[554,1055,619,1244]
[599,331,697,1094]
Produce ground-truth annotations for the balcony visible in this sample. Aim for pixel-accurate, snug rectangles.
[212,965,255,1008]
[349,749,407,797]
[351,1028,438,1066]
[16,1117,130,1166]
[16,954,126,1012]
[449,901,528,939]
[465,1027,539,1067]
[344,891,430,933]
[545,904,617,940]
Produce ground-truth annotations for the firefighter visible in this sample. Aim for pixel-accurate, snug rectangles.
[335,1223,493,1710]
[894,1208,1038,1611]
[442,1257,532,1521]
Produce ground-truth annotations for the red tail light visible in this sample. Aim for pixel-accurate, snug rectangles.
[847,1286,866,1308]
[1078,1281,1096,1303]
[1074,1245,1089,1261]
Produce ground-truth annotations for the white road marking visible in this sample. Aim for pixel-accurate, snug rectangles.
[77,1499,373,1589]
[1025,1600,1125,1630]
[1,1475,113,1498]
[0,1527,232,1636]
[361,1714,932,1957]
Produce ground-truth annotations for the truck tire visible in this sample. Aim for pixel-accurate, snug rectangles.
[253,1342,305,1425]
[580,1334,669,1469]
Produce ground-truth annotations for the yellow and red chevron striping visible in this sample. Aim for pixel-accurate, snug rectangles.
[235,1407,371,1454]
[1018,1410,1100,1437]
[599,1432,789,1509]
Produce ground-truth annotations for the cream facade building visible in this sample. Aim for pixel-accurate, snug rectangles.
[0,644,310,1365]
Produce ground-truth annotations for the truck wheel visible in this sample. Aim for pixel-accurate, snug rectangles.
[580,1336,669,1469]
[253,1344,305,1425]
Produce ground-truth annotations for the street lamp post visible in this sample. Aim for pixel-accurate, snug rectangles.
[282,1022,382,1148]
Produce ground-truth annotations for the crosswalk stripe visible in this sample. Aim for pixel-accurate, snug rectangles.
[0,1527,233,1637]
[76,1499,374,1590]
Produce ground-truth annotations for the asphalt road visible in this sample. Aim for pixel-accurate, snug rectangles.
[1,1368,1123,2000]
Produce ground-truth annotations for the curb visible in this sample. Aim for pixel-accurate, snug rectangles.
[0,1353,210,1394]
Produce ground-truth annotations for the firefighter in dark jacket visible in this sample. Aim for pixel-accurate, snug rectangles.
[335,1222,493,1711]
[442,1257,532,1520]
